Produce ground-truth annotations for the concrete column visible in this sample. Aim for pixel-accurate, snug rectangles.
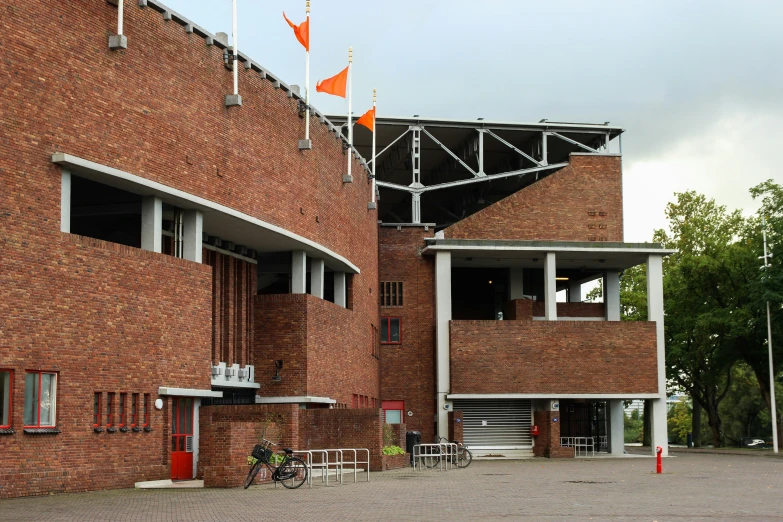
[334,272,347,307]
[310,258,325,299]
[141,196,162,253]
[647,254,668,456]
[60,170,71,233]
[543,252,557,321]
[291,250,307,294]
[650,398,669,457]
[509,268,524,300]
[568,281,581,303]
[435,251,452,439]
[182,210,203,263]
[609,400,625,455]
[604,271,621,321]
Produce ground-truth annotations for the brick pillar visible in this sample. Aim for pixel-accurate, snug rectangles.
[448,411,464,443]
[533,410,573,458]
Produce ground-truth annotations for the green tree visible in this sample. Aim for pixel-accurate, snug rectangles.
[657,191,747,447]
[624,409,643,444]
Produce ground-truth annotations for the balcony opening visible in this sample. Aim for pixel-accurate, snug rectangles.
[70,176,141,248]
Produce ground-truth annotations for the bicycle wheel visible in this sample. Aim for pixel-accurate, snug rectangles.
[456,448,472,468]
[422,449,441,469]
[243,461,262,489]
[278,456,308,489]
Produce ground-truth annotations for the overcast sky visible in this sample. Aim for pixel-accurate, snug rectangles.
[161,0,783,242]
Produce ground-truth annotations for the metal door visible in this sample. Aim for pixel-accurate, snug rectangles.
[171,398,194,480]
[452,399,533,449]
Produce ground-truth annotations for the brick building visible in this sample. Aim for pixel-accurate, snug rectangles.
[0,0,669,498]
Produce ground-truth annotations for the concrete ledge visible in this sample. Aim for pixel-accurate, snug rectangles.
[135,479,204,489]
[255,395,336,404]
[108,35,128,50]
[158,387,223,398]
[343,174,353,183]
[298,139,312,150]
[368,202,377,210]
[225,94,242,107]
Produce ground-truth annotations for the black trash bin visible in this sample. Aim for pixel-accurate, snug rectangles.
[406,430,421,464]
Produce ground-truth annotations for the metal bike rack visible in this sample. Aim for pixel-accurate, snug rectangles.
[412,443,458,471]
[560,437,595,457]
[291,448,370,487]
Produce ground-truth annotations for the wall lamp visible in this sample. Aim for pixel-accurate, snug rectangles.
[272,360,283,382]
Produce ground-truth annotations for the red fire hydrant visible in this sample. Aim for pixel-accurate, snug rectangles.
[656,446,663,474]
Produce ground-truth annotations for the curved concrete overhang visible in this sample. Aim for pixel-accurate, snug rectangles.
[53,153,361,274]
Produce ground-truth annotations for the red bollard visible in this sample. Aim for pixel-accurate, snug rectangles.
[656,446,663,474]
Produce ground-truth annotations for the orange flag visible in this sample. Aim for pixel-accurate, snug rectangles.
[316,66,349,98]
[283,12,309,51]
[355,107,375,132]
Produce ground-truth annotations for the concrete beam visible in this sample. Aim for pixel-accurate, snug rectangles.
[544,252,557,320]
[509,268,524,300]
[310,258,325,299]
[141,196,162,253]
[334,272,347,307]
[291,250,307,294]
[647,254,668,457]
[609,399,625,455]
[60,170,71,233]
[435,251,452,439]
[604,271,621,321]
[183,210,203,263]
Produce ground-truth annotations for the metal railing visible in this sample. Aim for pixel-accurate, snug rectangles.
[289,448,370,487]
[560,437,595,457]
[412,443,458,471]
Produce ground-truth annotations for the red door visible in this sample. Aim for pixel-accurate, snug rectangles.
[171,398,194,480]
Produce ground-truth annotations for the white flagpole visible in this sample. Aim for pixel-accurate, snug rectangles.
[305,1,310,141]
[347,47,353,180]
[118,0,124,36]
[232,0,238,96]
[371,88,377,204]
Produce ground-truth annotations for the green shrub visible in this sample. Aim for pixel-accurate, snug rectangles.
[382,445,404,455]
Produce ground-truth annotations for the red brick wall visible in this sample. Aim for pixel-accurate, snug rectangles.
[443,155,623,242]
[1,0,378,499]
[505,299,534,320]
[198,404,300,487]
[532,302,606,318]
[199,405,386,487]
[532,410,574,458]
[0,235,212,498]
[450,320,658,394]
[378,227,437,443]
[254,294,380,406]
[204,250,257,367]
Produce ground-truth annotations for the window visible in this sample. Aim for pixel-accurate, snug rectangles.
[143,394,150,427]
[382,400,404,424]
[119,393,127,427]
[380,317,401,344]
[24,372,57,428]
[131,393,139,427]
[380,282,403,307]
[0,370,12,429]
[106,392,114,427]
[93,392,102,427]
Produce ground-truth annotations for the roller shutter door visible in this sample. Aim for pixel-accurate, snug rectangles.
[452,399,533,449]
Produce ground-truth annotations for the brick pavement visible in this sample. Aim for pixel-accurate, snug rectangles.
[1,453,782,521]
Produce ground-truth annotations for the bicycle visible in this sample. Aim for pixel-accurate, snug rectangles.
[243,438,308,489]
[438,437,472,469]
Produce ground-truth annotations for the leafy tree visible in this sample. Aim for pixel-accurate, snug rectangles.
[668,399,692,445]
[624,409,643,444]
[719,363,767,445]
[656,191,747,447]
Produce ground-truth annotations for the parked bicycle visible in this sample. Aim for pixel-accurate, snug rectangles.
[244,438,308,489]
[421,437,472,469]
